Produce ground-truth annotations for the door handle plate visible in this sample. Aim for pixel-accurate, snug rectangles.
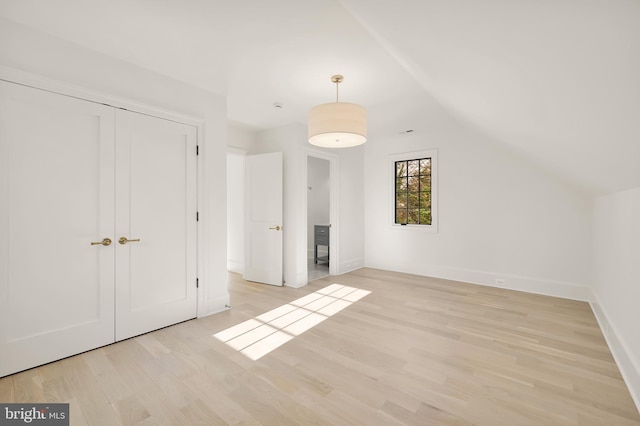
[268,226,282,231]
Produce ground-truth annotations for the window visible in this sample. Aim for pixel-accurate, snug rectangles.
[389,149,437,231]
[395,158,431,224]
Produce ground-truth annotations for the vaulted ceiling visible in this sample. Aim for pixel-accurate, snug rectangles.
[1,0,638,195]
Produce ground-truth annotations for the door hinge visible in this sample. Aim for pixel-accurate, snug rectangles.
[196,278,199,288]
[196,211,199,222]
[196,145,199,156]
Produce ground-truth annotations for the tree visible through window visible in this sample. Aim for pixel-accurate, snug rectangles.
[395,158,431,225]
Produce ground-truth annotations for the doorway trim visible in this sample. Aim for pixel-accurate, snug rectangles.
[306,148,340,277]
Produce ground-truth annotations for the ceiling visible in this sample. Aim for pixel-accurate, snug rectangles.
[1,0,639,195]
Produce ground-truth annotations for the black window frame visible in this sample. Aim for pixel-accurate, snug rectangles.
[394,157,432,225]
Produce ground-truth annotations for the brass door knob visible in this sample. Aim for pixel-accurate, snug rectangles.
[119,237,141,245]
[91,238,112,246]
[269,226,282,231]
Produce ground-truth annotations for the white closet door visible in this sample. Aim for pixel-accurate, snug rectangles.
[114,110,197,340]
[0,81,116,377]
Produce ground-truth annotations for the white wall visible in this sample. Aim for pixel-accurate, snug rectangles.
[307,156,330,258]
[364,93,592,299]
[592,187,640,407]
[227,151,246,273]
[336,146,365,273]
[226,123,258,274]
[0,18,230,315]
[229,123,259,152]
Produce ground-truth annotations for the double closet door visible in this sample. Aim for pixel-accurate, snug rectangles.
[0,81,198,377]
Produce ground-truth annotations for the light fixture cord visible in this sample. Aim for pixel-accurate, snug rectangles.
[335,80,340,102]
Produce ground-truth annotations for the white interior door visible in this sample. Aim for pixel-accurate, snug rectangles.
[0,81,115,377]
[244,152,283,286]
[114,110,198,340]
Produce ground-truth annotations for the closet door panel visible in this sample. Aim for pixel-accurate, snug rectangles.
[115,110,197,341]
[0,82,116,377]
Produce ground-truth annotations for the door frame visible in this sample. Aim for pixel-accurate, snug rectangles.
[306,148,339,277]
[0,66,206,318]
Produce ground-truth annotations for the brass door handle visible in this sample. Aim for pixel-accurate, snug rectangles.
[91,238,112,246]
[269,226,282,231]
[119,237,141,245]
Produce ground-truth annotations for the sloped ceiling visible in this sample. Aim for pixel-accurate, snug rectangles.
[1,0,638,195]
[338,0,640,196]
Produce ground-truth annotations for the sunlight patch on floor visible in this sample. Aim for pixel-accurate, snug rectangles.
[213,284,371,360]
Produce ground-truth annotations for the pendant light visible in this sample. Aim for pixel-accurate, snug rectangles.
[308,75,367,148]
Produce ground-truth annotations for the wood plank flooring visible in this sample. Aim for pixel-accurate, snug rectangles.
[1,268,639,425]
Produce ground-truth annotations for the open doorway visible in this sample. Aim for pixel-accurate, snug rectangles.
[307,155,330,281]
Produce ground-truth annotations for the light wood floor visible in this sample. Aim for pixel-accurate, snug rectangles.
[1,268,639,425]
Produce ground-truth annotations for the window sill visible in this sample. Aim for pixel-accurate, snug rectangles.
[390,223,438,233]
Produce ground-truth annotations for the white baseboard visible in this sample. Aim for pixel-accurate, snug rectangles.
[285,280,308,289]
[339,258,364,275]
[226,260,244,275]
[371,263,591,301]
[589,294,640,413]
[200,293,231,317]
